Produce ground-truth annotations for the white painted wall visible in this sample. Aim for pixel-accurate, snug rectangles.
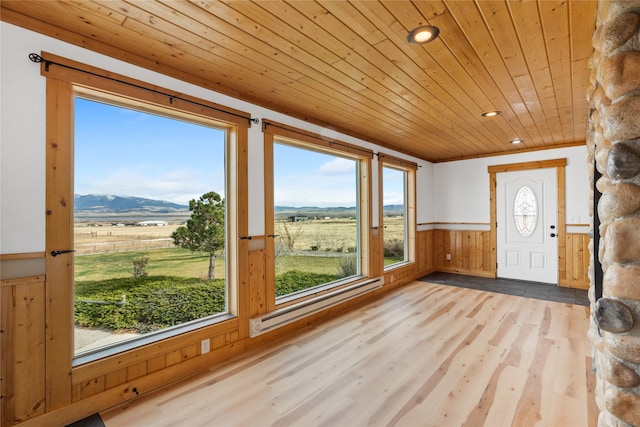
[433,146,590,230]
[0,22,431,254]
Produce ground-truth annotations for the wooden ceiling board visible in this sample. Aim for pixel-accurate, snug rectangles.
[540,1,575,143]
[445,1,543,147]
[506,0,564,145]
[425,9,534,151]
[358,0,516,155]
[0,0,597,162]
[373,2,512,152]
[238,0,498,155]
[188,1,441,143]
[124,0,431,151]
[569,0,598,140]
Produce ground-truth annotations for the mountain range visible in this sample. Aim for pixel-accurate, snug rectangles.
[75,194,188,213]
[74,194,404,217]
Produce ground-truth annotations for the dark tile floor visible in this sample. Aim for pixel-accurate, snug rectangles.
[66,413,105,427]
[419,271,590,306]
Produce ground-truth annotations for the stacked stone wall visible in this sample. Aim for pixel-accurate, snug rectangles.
[589,2,640,426]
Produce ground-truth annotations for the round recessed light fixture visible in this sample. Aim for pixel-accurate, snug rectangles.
[407,25,440,44]
[511,139,523,145]
[481,110,501,117]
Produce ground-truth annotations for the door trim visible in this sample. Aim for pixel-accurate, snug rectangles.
[488,159,567,282]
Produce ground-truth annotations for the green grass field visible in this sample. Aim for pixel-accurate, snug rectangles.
[75,248,353,281]
[75,248,224,281]
[74,233,404,333]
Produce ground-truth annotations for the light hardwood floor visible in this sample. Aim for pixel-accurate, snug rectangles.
[101,281,596,427]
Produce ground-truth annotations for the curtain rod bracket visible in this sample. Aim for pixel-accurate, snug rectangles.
[29,52,51,71]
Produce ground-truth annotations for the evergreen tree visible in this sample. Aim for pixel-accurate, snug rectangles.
[172,191,225,280]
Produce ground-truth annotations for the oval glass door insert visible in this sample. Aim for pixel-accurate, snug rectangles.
[513,185,538,237]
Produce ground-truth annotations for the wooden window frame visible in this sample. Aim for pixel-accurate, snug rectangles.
[43,53,249,408]
[263,120,373,310]
[378,153,417,271]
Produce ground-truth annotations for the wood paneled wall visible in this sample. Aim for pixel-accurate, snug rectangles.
[434,230,494,277]
[1,276,46,425]
[416,229,435,277]
[559,233,590,289]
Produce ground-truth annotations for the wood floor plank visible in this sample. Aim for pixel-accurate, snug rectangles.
[101,281,593,427]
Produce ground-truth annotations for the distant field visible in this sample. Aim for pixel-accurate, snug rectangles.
[74,217,405,281]
[74,217,406,255]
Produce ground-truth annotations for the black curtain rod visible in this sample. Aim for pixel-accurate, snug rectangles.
[263,120,374,157]
[375,151,422,168]
[29,53,259,126]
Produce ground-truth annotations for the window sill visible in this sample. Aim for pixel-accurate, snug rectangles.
[72,312,236,366]
[384,260,414,272]
[275,275,368,308]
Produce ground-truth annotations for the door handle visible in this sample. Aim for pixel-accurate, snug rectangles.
[51,249,76,257]
[550,225,556,229]
[549,233,556,238]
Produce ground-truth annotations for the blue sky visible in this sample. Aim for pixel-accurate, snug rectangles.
[75,97,403,207]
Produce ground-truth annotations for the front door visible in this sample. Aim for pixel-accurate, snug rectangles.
[496,168,558,284]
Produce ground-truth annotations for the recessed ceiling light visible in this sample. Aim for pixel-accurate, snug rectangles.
[511,139,523,144]
[407,25,440,44]
[481,110,501,117]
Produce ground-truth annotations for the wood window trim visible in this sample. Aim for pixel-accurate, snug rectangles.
[488,158,567,281]
[379,159,417,270]
[44,55,249,410]
[262,119,373,159]
[263,122,373,312]
[377,152,418,171]
[38,51,252,129]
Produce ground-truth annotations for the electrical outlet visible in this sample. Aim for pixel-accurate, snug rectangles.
[201,339,210,354]
[446,253,451,261]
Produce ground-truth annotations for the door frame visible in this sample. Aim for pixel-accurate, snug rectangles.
[488,158,567,282]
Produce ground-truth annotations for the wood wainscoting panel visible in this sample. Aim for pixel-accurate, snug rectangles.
[1,276,46,425]
[416,229,435,276]
[248,249,267,318]
[434,229,494,278]
[559,233,590,289]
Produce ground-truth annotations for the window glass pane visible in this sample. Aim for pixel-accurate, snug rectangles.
[74,97,227,356]
[383,166,407,266]
[513,185,538,237]
[273,142,360,300]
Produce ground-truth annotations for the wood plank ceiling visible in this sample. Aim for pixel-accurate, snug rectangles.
[0,0,597,162]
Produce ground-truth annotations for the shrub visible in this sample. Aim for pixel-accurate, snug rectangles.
[338,254,358,278]
[74,276,225,332]
[132,256,149,278]
[275,270,337,296]
[383,238,404,258]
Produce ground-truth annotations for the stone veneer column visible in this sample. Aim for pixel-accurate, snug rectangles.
[588,2,640,426]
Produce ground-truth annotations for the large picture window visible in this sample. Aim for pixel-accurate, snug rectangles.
[382,166,408,266]
[273,142,360,300]
[264,122,372,305]
[72,92,234,358]
[380,155,416,270]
